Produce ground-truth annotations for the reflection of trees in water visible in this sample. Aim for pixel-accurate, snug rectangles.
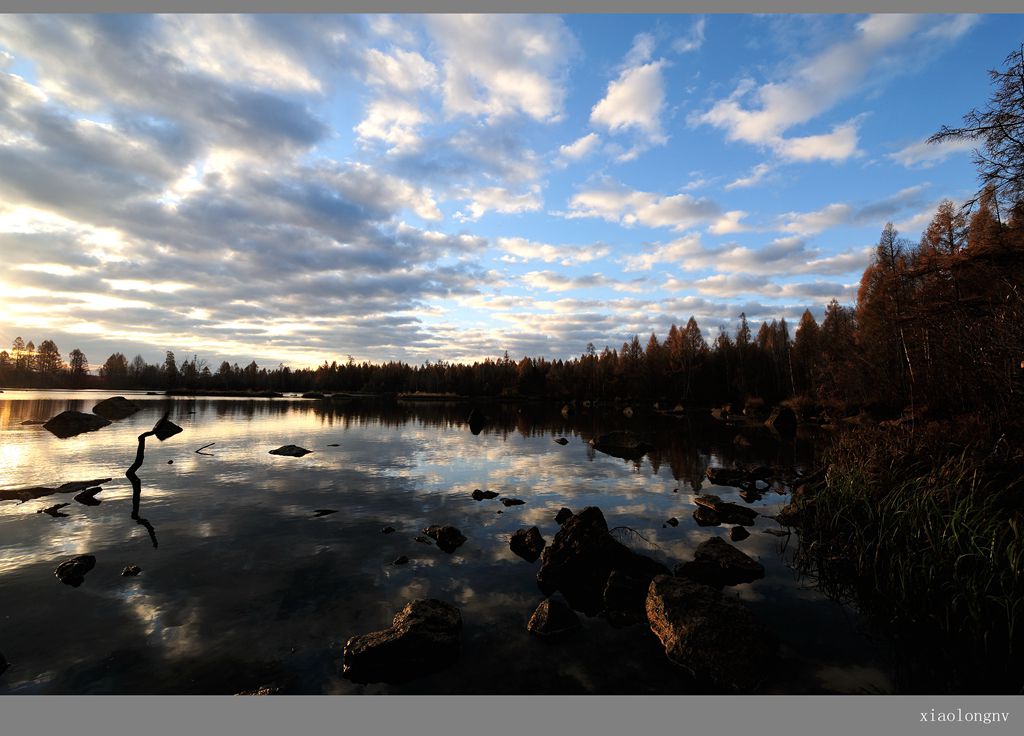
[0,398,86,426]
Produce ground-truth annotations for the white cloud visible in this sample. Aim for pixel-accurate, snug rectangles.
[591,60,668,145]
[426,15,577,122]
[497,237,609,266]
[558,132,601,161]
[622,233,704,272]
[355,97,429,153]
[697,14,925,161]
[708,210,750,236]
[363,47,438,93]
[779,203,853,236]
[888,137,974,168]
[565,181,720,231]
[725,163,771,190]
[454,185,542,221]
[673,17,706,54]
[923,14,980,41]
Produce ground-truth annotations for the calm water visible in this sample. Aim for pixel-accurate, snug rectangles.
[0,389,894,694]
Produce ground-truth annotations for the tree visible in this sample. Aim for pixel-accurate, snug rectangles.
[35,339,63,378]
[163,351,178,388]
[929,44,1024,210]
[68,349,89,386]
[792,310,820,394]
[100,353,129,384]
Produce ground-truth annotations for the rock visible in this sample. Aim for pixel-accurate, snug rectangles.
[705,467,750,488]
[269,445,312,457]
[73,487,103,506]
[733,434,751,448]
[54,554,96,587]
[622,406,634,418]
[381,526,396,534]
[393,556,409,566]
[152,416,183,441]
[510,527,546,562]
[414,536,433,545]
[471,489,499,501]
[301,392,325,399]
[20,420,46,425]
[92,396,140,421]
[467,408,487,435]
[730,526,750,542]
[775,502,805,527]
[560,404,574,418]
[589,431,654,460]
[43,411,111,438]
[38,503,70,517]
[422,525,466,553]
[664,517,679,527]
[676,537,765,587]
[327,443,340,447]
[312,509,337,517]
[603,569,657,627]
[693,494,759,526]
[646,575,775,691]
[765,405,798,435]
[501,498,525,507]
[554,507,573,525]
[342,599,462,683]
[0,478,113,504]
[554,437,569,445]
[527,599,581,639]
[121,565,142,576]
[693,507,722,526]
[536,506,670,616]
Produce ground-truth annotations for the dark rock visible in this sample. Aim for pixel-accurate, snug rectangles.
[381,526,396,534]
[73,486,103,506]
[748,465,774,481]
[501,498,525,507]
[536,506,670,616]
[342,599,462,683]
[646,575,775,691]
[38,503,69,517]
[422,525,466,553]
[677,537,765,587]
[730,526,750,542]
[92,396,140,421]
[301,392,325,399]
[43,411,111,438]
[774,502,805,527]
[527,599,581,639]
[693,494,758,526]
[733,434,751,448]
[554,437,569,445]
[603,569,656,627]
[54,554,96,587]
[693,507,722,527]
[20,420,46,425]
[393,556,409,566]
[589,431,654,460]
[269,445,312,457]
[312,509,338,517]
[510,527,546,563]
[152,415,183,441]
[471,489,499,501]
[467,408,487,435]
[414,536,433,545]
[765,405,798,435]
[555,507,573,525]
[0,477,113,504]
[121,565,142,576]
[665,517,679,527]
[327,443,340,447]
[705,467,750,488]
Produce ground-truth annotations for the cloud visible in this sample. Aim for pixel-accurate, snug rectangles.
[673,17,706,54]
[454,185,542,221]
[355,97,429,153]
[708,211,750,236]
[426,15,577,123]
[725,163,771,190]
[622,233,704,272]
[521,270,648,293]
[696,14,926,161]
[778,186,928,235]
[558,132,601,162]
[888,137,974,168]
[591,59,668,145]
[564,180,720,231]
[496,237,609,266]
[363,47,438,93]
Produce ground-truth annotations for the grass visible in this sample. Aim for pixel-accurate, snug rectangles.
[795,421,1024,692]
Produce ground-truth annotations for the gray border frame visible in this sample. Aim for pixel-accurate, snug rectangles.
[2,4,1023,735]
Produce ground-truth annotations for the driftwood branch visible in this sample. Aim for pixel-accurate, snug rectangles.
[195,442,215,456]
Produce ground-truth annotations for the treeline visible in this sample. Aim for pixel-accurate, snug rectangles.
[3,192,1022,422]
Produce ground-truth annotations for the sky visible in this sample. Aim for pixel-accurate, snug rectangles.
[0,13,1021,370]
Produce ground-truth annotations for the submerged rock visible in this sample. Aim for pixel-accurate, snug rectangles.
[765,405,797,435]
[501,498,525,507]
[693,506,722,526]
[527,599,581,639]
[393,556,409,566]
[422,525,466,553]
[589,431,654,460]
[121,565,142,577]
[20,419,46,425]
[37,503,70,517]
[510,527,546,562]
[381,526,396,534]
[664,517,679,527]
[471,489,499,501]
[692,494,759,526]
[414,536,433,545]
[705,467,750,488]
[152,415,183,441]
[0,478,112,504]
[730,526,751,542]
[603,569,657,627]
[467,408,487,435]
[312,509,338,517]
[342,599,462,683]
[554,437,569,445]
[646,575,775,692]
[536,506,669,616]
[73,486,103,506]
[554,507,573,525]
[676,537,765,587]
[54,554,96,587]
[92,396,141,421]
[43,411,111,438]
[269,445,312,457]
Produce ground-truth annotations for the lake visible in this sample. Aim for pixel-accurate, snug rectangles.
[0,389,895,694]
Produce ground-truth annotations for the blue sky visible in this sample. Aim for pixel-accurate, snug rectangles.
[0,13,1020,368]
